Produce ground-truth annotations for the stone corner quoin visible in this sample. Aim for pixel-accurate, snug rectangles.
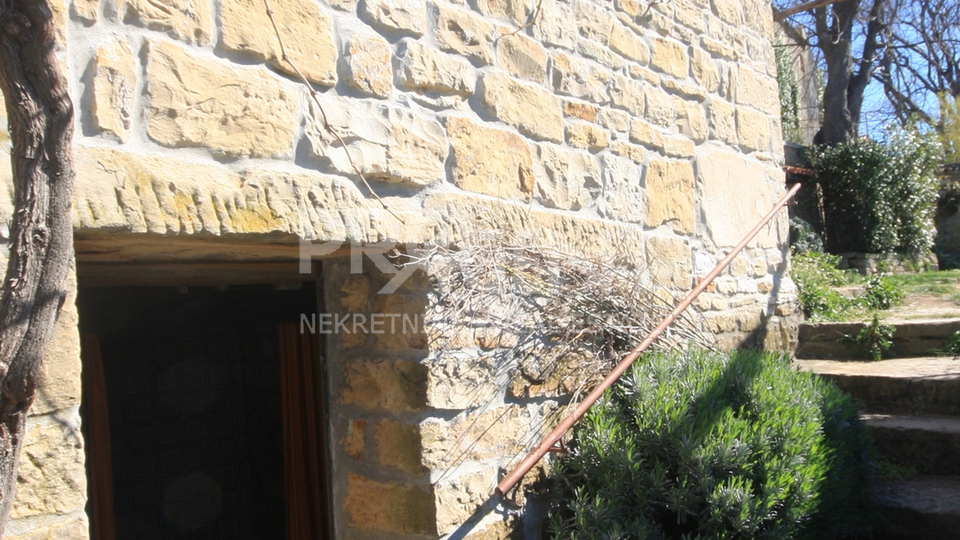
[6,0,797,539]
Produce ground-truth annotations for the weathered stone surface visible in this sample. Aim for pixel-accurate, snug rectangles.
[611,141,646,163]
[344,474,436,534]
[610,22,650,64]
[34,269,81,415]
[74,0,99,22]
[398,40,476,95]
[477,0,530,24]
[651,38,689,78]
[478,73,563,142]
[662,135,695,157]
[447,116,534,200]
[5,514,88,540]
[712,0,742,25]
[372,293,428,350]
[675,0,706,31]
[305,97,447,186]
[735,67,780,115]
[599,107,630,132]
[221,0,337,86]
[362,0,426,36]
[341,359,428,411]
[610,74,645,116]
[629,64,661,85]
[434,3,496,64]
[146,40,298,157]
[498,34,547,83]
[699,149,779,247]
[564,100,598,122]
[575,0,611,43]
[376,419,424,475]
[551,53,610,104]
[421,406,532,469]
[644,159,695,233]
[662,78,707,100]
[710,98,737,145]
[343,32,393,98]
[328,0,356,10]
[532,0,577,50]
[566,121,609,151]
[691,47,720,92]
[341,418,366,461]
[426,352,500,409]
[12,418,86,519]
[578,38,625,70]
[630,119,663,149]
[736,107,771,152]
[675,98,708,141]
[647,236,692,289]
[534,144,601,210]
[509,349,599,398]
[645,84,676,126]
[91,40,136,142]
[117,0,211,43]
[464,517,522,540]
[600,154,644,222]
[701,36,738,59]
[435,468,496,534]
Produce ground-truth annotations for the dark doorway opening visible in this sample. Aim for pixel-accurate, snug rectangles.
[78,283,328,540]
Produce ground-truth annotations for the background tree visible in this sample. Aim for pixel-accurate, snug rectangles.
[0,0,75,533]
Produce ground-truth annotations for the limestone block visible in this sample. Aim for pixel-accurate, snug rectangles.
[342,32,393,98]
[611,141,646,163]
[566,121,609,152]
[701,36,737,59]
[651,38,688,78]
[644,83,676,126]
[420,406,532,469]
[609,74,644,116]
[599,107,630,132]
[630,120,663,149]
[74,0,98,22]
[362,0,426,36]
[304,97,447,186]
[647,235,692,289]
[662,135,695,157]
[674,0,706,31]
[434,3,496,64]
[551,53,609,105]
[615,0,642,16]
[532,0,577,50]
[534,144,601,210]
[464,518,523,540]
[478,73,563,142]
[735,67,780,115]
[446,116,534,200]
[736,107,771,152]
[574,0,611,43]
[117,0,211,43]
[341,358,428,411]
[662,78,707,101]
[222,0,337,86]
[643,159,695,234]
[508,349,599,398]
[11,418,86,519]
[5,514,88,540]
[372,293,428,350]
[328,0,356,10]
[699,149,779,247]
[376,419,425,475]
[425,352,501,409]
[629,64,660,85]
[710,98,737,145]
[91,40,136,142]
[691,48,720,91]
[477,0,530,24]
[563,100,598,122]
[600,154,644,223]
[577,38,625,70]
[344,474,436,535]
[146,40,298,157]
[674,98,708,142]
[341,418,366,461]
[397,40,477,95]
[705,311,737,333]
[712,0,742,25]
[435,468,496,534]
[609,22,650,64]
[34,268,81,415]
[497,34,547,83]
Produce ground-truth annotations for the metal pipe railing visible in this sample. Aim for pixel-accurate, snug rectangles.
[495,182,802,496]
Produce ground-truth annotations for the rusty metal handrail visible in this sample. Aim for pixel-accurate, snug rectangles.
[495,182,802,496]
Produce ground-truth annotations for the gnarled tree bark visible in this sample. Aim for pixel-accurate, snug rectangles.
[0,0,75,533]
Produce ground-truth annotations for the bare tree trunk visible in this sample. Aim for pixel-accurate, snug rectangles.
[0,0,75,533]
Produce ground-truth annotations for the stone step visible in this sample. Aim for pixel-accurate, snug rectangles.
[872,475,960,540]
[864,414,960,475]
[796,318,960,360]
[796,358,960,415]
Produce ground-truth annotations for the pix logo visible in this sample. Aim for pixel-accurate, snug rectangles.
[299,238,422,294]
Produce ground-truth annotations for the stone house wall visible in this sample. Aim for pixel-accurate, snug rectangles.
[0,0,798,537]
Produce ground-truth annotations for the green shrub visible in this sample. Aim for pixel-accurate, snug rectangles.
[792,251,905,320]
[549,350,875,540]
[809,127,941,255]
[853,315,895,361]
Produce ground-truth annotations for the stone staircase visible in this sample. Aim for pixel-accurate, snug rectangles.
[796,319,960,540]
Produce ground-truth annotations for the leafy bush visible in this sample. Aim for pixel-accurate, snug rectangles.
[792,251,904,320]
[789,217,824,253]
[853,315,895,361]
[549,350,875,540]
[809,127,941,255]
